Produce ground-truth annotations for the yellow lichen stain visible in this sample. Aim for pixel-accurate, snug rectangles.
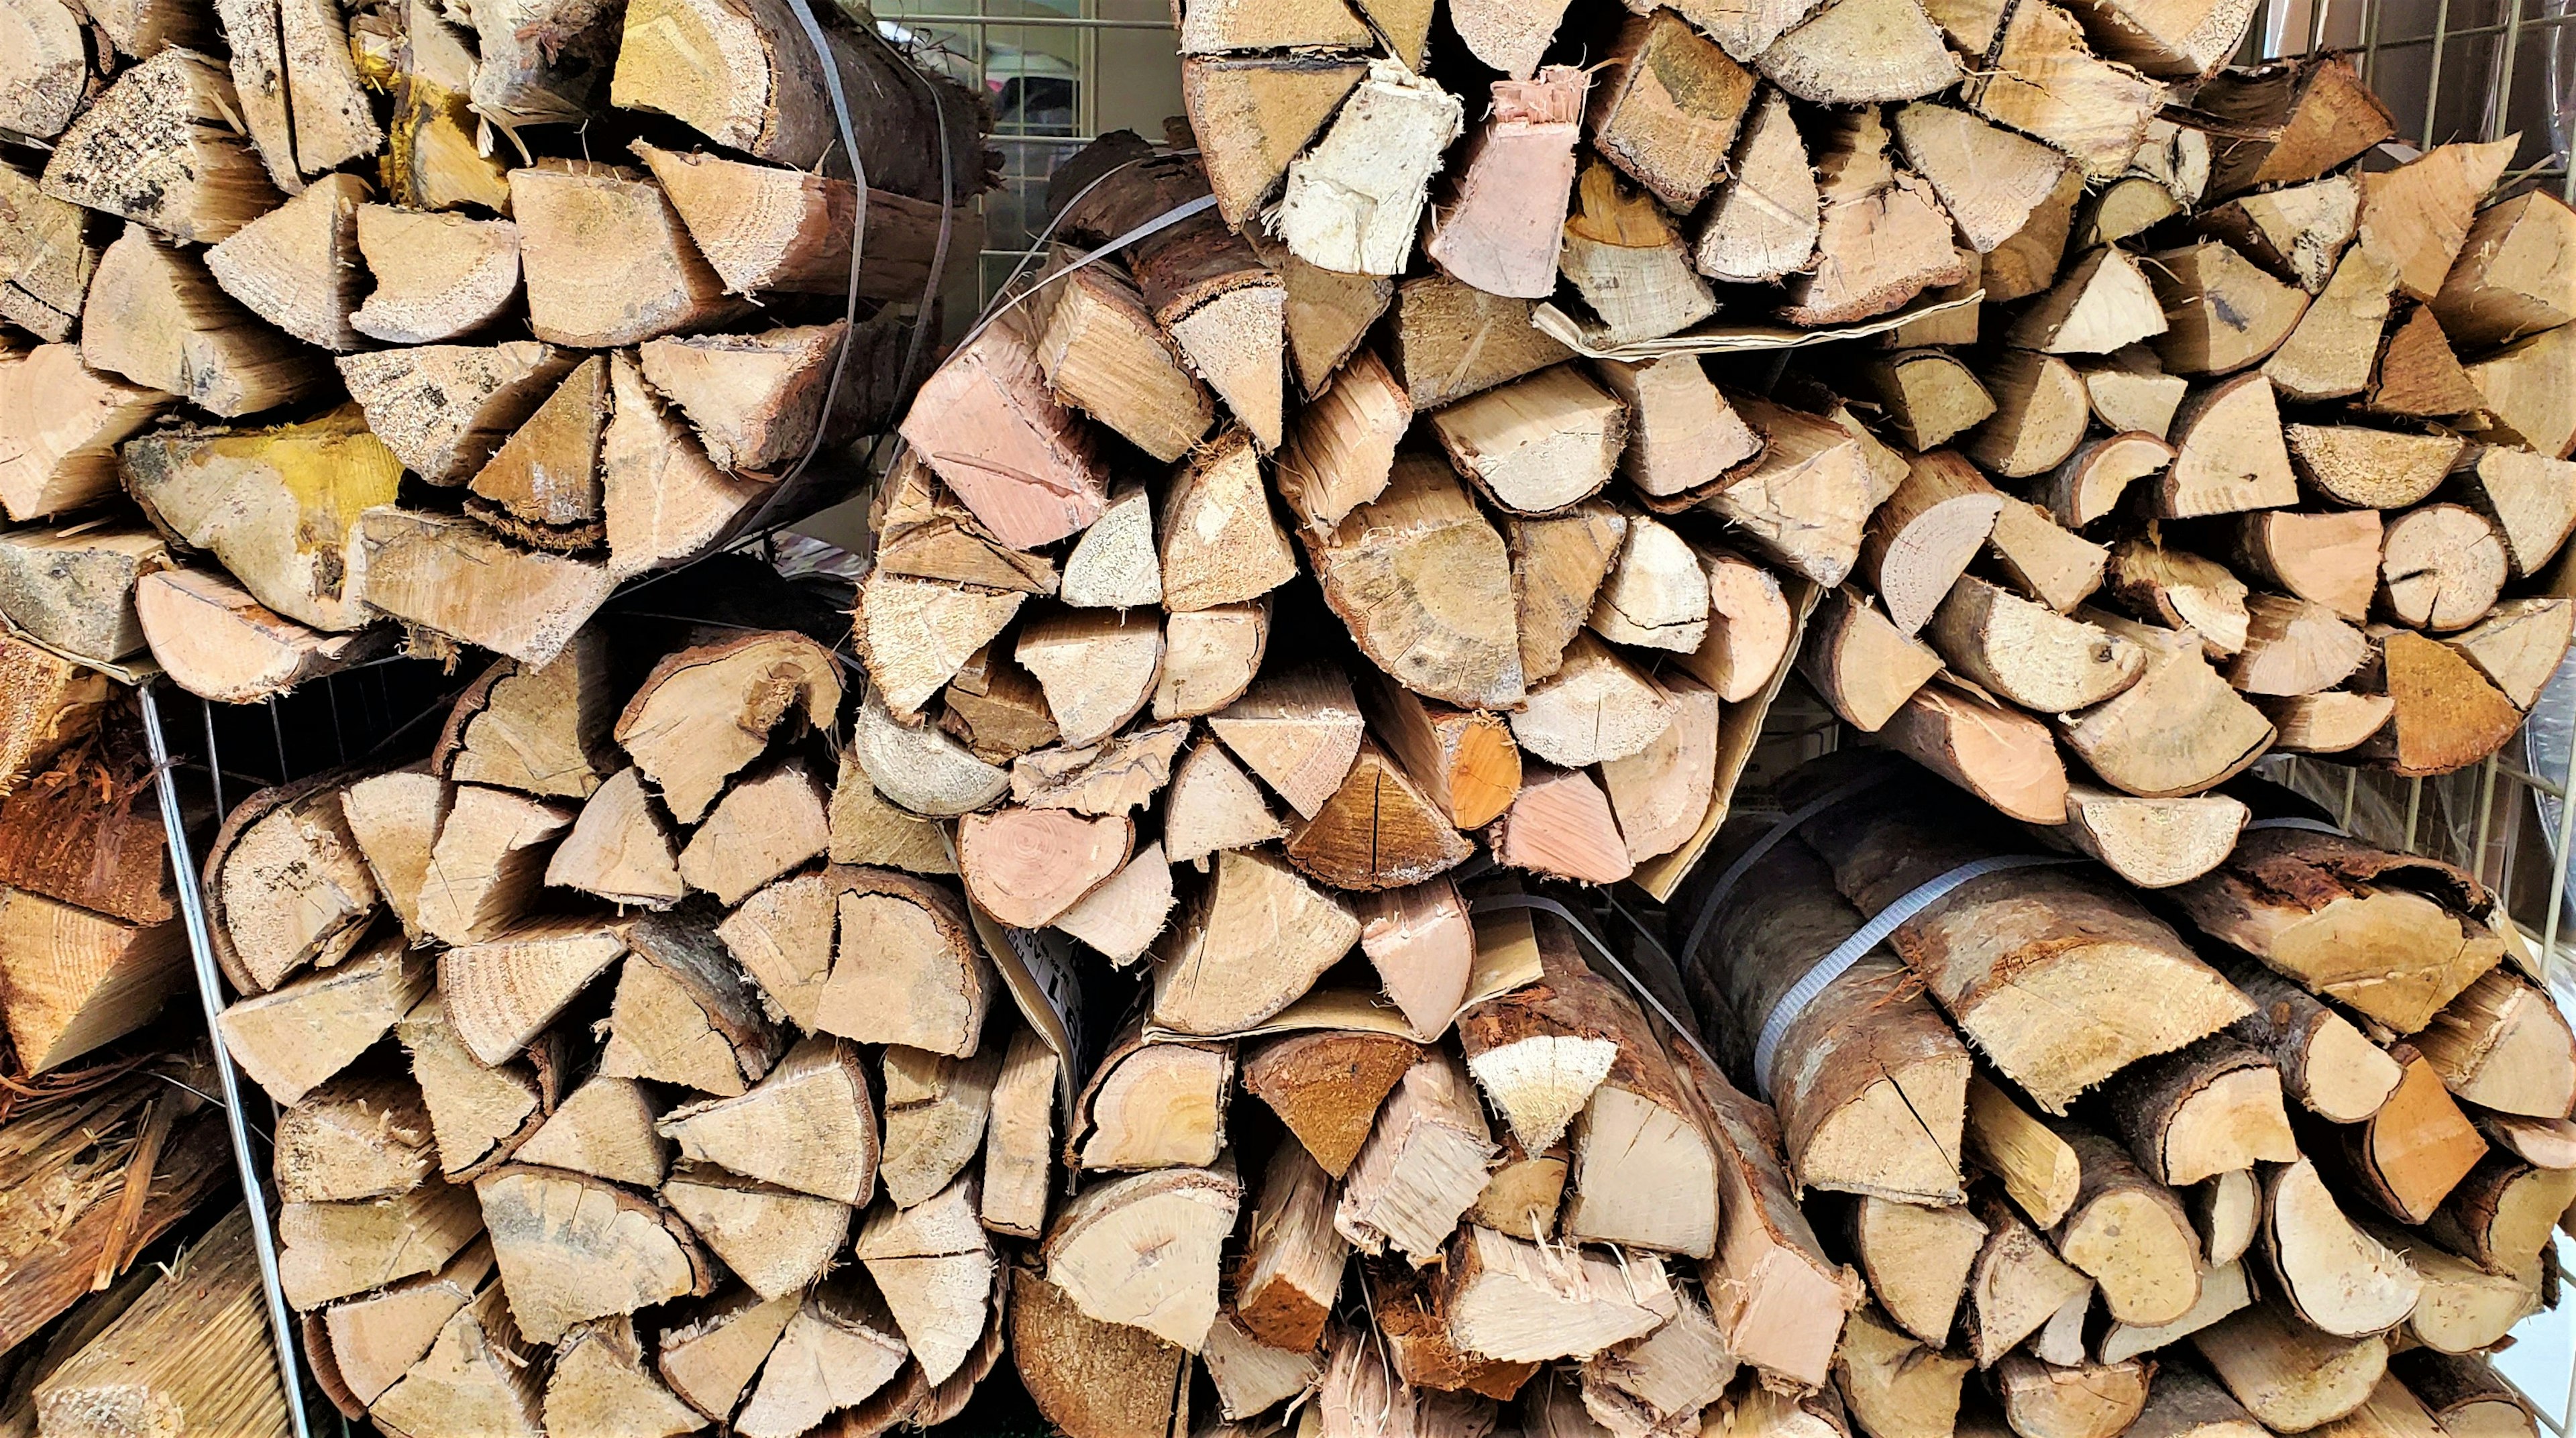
[199,406,405,559]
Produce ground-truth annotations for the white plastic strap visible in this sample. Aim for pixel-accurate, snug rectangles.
[1676,762,1902,981]
[1750,853,2090,1094]
[1468,892,1725,1078]
[2244,816,2349,837]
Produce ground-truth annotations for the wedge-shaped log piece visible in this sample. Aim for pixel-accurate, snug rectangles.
[278,1177,485,1311]
[2235,508,2381,624]
[466,355,607,552]
[1487,764,1635,886]
[1426,69,1587,302]
[2267,244,2401,401]
[1866,349,1996,452]
[2159,374,2300,518]
[396,993,556,1179]
[1511,632,1670,769]
[1151,848,1359,1035]
[1965,0,2168,180]
[515,1075,667,1188]
[1962,1188,2090,1365]
[1756,0,1959,103]
[207,773,380,994]
[1207,662,1364,820]
[1964,349,2090,479]
[200,172,368,352]
[83,225,328,416]
[661,1168,849,1300]
[1072,1024,1227,1173]
[2045,785,2247,889]
[638,323,855,473]
[2105,1034,2298,1186]
[2192,1301,2389,1432]
[1880,681,2070,824]
[1179,55,1368,231]
[470,1167,711,1346]
[1011,1268,1185,1438]
[826,744,957,875]
[1590,12,1757,213]
[1560,162,1721,347]
[731,1281,908,1438]
[1275,350,1407,535]
[1285,740,1471,891]
[38,49,278,243]
[276,1065,435,1205]
[2334,1047,2489,1225]
[598,349,766,580]
[217,937,430,1106]
[2432,189,2576,349]
[2106,541,2249,655]
[2355,138,2519,303]
[2454,445,2576,579]
[2171,827,2505,1033]
[1044,1162,1239,1352]
[439,915,624,1066]
[2049,1124,2202,1326]
[853,575,1025,726]
[0,345,170,524]
[1930,576,2142,713]
[350,205,521,346]
[2369,305,2489,419]
[1781,110,1966,326]
[898,315,1108,551]
[2230,594,2368,696]
[851,693,1010,818]
[636,141,963,302]
[1801,592,1942,733]
[598,914,783,1098]
[2416,967,2576,1119]
[612,630,839,826]
[1509,502,1629,685]
[2264,1155,2423,1337]
[816,866,993,1058]
[1242,1030,1421,1183]
[545,770,681,910]
[1862,451,2004,636]
[2216,954,2404,1123]
[2063,612,2275,797]
[1432,366,1627,517]
[1600,671,1718,865]
[1159,429,1296,612]
[545,1315,718,1438]
[1279,59,1464,277]
[1695,87,1820,286]
[959,806,1130,930]
[338,341,574,485]
[2196,51,2391,193]
[1308,454,1523,710]
[2463,323,2576,459]
[1333,1049,1495,1264]
[1894,102,2071,254]
[1848,1196,1986,1351]
[1013,724,1188,820]
[2014,246,2169,354]
[2375,628,2523,776]
[416,787,574,948]
[2262,691,2396,753]
[2426,1151,2576,1280]
[1836,1303,1970,1438]
[508,165,745,347]
[1440,1225,1676,1366]
[657,1036,875,1205]
[654,1287,797,1423]
[1030,262,1214,466]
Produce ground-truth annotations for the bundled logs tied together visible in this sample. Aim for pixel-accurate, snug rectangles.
[0,0,992,691]
[1666,755,2576,1438]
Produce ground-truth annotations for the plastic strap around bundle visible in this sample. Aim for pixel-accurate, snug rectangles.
[1674,760,1903,981]
[1466,891,1725,1079]
[2243,816,2350,837]
[1749,853,2090,1094]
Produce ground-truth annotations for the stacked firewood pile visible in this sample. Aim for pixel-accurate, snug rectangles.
[1670,755,2574,1438]
[201,609,1072,1438]
[0,0,989,691]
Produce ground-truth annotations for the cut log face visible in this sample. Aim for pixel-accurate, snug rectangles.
[1511,633,1670,769]
[1427,69,1587,302]
[657,1036,875,1205]
[417,786,575,949]
[661,1168,850,1301]
[1044,1162,1241,1351]
[2433,189,2576,349]
[1756,0,1960,103]
[958,806,1131,930]
[1929,575,2141,714]
[1307,453,1525,710]
[508,166,745,348]
[2455,446,2576,580]
[39,49,280,244]
[546,1316,715,1438]
[1851,1196,1986,1348]
[598,914,783,1098]
[877,1044,1004,1209]
[2192,1301,2390,1432]
[277,1066,438,1205]
[1781,111,1967,326]
[1835,1303,1970,1438]
[202,171,370,352]
[1432,366,1629,516]
[546,768,684,909]
[1802,590,1943,732]
[216,936,431,1106]
[1152,847,1360,1036]
[515,1076,667,1189]
[208,775,382,994]
[438,916,625,1066]
[1488,764,1635,886]
[398,993,555,1178]
[277,1178,486,1311]
[1510,502,1629,685]
[1560,161,1722,347]
[1695,87,1820,285]
[434,634,620,801]
[2378,629,2522,776]
[1591,12,1758,213]
[0,344,172,524]
[612,630,840,826]
[1964,349,2090,480]
[1009,1268,1186,1438]
[814,867,992,1059]
[350,204,522,344]
[1443,1224,1677,1370]
[2063,611,2276,799]
[337,341,576,486]
[1335,1050,1497,1264]
[2235,508,2382,624]
[2105,1036,2300,1186]
[2466,323,2576,459]
[1894,101,2070,254]
[2369,305,2488,419]
[2012,245,2169,354]
[356,508,614,667]
[2267,244,2401,401]
[2229,594,2368,696]
[474,1165,712,1344]
[1965,1189,2090,1366]
[899,315,1110,551]
[1242,1030,1422,1180]
[2047,785,2247,889]
[1964,0,2168,180]
[852,694,1010,818]
[1879,681,2070,824]
[2416,966,2576,1119]
[2263,1156,2424,1338]
[1285,740,1473,891]
[2379,504,2507,633]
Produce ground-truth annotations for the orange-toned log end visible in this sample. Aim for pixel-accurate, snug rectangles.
[2381,631,2522,777]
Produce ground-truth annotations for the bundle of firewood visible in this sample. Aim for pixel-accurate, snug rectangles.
[195,608,1080,1438]
[1661,754,2572,1438]
[0,0,991,690]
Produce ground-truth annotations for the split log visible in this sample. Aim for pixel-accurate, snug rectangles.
[514,1076,665,1188]
[657,1037,874,1205]
[1589,12,1757,214]
[1694,87,1819,285]
[877,1045,1004,1209]
[1802,775,2253,1111]
[1335,1050,1497,1264]
[2463,323,2576,459]
[980,1027,1058,1239]
[2263,692,2398,754]
[1966,1072,2084,1228]
[2169,828,2505,1033]
[660,1168,849,1303]
[2195,1302,2390,1432]
[1030,265,1214,467]
[2425,1152,2576,1276]
[2263,1156,2424,1337]
[1044,1162,1239,1352]
[611,630,838,825]
[809,867,990,1059]
[39,49,280,243]
[1426,70,1587,302]
[1008,1268,1186,1438]
[1964,1190,2091,1365]
[1072,1026,1228,1173]
[1878,681,2070,824]
[1150,848,1360,1036]
[2061,611,2275,798]
[2042,785,2246,888]
[2266,246,2401,402]
[2371,630,2523,776]
[201,172,369,351]
[957,806,1130,930]
[2454,447,2576,584]
[1849,1195,1986,1347]
[213,934,427,1107]
[898,315,1108,551]
[1305,453,1523,710]
[1964,349,2090,480]
[2216,955,2405,1123]
[596,914,782,1098]
[2049,1125,2201,1327]
[544,1316,714,1438]
[0,345,170,523]
[2392,1353,2542,1438]
[1835,1303,1970,1438]
[2432,189,2576,348]
[1801,591,1942,732]
[1241,1029,1422,1180]
[1867,350,1996,452]
[1963,0,2167,179]
[1207,663,1364,820]
[2366,306,2488,419]
[2330,1047,2489,1225]
[1509,502,1628,685]
[1486,765,1635,885]
[2230,595,2368,696]
[1438,1224,1674,1364]
[1163,738,1285,871]
[416,787,573,948]
[2196,174,2358,292]
[2234,510,2381,625]
[83,224,329,414]
[852,694,1010,818]
[276,1174,484,1312]
[2368,1221,2539,1353]
[2414,968,2576,1119]
[1160,430,1297,611]
[849,1180,996,1388]
[1279,59,1464,277]
[1931,577,2144,714]
[2103,1036,2297,1186]
[1780,109,1966,326]
[397,994,556,1178]
[1233,1139,1346,1353]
